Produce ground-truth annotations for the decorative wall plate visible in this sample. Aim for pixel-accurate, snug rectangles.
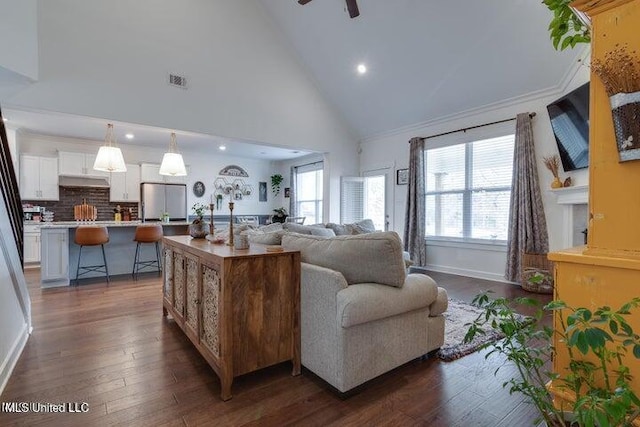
[219,165,249,177]
[193,181,206,197]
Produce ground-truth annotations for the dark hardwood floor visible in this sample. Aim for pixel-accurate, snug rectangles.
[0,269,551,426]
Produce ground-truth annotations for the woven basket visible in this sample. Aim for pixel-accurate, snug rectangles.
[610,92,640,162]
[520,252,554,294]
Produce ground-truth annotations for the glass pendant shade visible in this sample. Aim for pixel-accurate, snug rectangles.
[159,132,187,176]
[93,123,127,172]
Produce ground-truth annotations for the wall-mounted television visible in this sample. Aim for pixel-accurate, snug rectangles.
[546,82,590,171]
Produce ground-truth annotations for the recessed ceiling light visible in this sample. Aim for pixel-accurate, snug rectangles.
[292,151,300,154]
[260,151,267,155]
[219,145,226,151]
[2,117,7,122]
[356,64,367,74]
[125,133,134,140]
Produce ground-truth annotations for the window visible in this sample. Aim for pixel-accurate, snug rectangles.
[295,162,323,224]
[425,135,514,243]
[340,174,386,230]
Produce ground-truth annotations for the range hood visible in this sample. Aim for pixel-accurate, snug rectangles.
[58,176,110,188]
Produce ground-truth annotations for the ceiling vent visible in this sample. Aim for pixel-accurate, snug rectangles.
[168,73,187,89]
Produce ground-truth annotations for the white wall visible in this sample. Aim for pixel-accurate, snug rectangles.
[360,64,590,282]
[6,0,357,157]
[19,133,284,216]
[0,0,38,80]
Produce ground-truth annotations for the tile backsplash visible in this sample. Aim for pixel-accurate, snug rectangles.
[24,187,138,221]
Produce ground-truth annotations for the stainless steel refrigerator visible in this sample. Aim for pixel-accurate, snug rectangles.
[140,183,187,221]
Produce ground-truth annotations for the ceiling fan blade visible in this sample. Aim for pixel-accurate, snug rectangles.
[298,0,312,5]
[345,0,359,18]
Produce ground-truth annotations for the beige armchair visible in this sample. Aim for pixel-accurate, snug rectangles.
[282,231,448,393]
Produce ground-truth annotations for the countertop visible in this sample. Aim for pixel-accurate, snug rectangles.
[38,221,192,229]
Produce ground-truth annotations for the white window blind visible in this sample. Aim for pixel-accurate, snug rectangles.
[341,177,365,224]
[425,134,514,242]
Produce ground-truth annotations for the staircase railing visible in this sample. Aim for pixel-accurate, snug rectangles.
[0,105,24,265]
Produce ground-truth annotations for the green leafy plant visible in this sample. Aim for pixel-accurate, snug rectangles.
[543,0,591,50]
[465,292,640,426]
[191,202,208,220]
[273,207,287,217]
[271,174,284,196]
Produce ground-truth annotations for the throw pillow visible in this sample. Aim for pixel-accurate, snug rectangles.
[325,223,354,236]
[308,227,336,238]
[352,219,376,234]
[282,222,314,235]
[245,229,285,245]
[258,223,283,232]
[281,231,406,288]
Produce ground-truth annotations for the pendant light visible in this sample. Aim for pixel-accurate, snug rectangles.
[93,123,127,172]
[159,132,187,176]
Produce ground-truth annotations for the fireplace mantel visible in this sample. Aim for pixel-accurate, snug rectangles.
[550,185,588,205]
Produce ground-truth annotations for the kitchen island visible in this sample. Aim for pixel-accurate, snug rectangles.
[39,221,190,287]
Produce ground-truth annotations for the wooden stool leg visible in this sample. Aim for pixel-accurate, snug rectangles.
[101,244,110,284]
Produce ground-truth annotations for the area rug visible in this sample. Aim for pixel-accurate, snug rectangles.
[437,299,526,362]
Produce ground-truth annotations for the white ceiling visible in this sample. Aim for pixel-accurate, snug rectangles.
[259,0,585,139]
[3,108,315,160]
[3,0,586,156]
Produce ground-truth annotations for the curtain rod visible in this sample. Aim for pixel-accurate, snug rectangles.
[414,112,536,141]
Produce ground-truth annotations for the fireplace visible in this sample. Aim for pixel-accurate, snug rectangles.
[551,185,588,248]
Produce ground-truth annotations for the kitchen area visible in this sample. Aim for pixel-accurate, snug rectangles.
[22,158,193,287]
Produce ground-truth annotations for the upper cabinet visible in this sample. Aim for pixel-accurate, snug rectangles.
[20,155,59,201]
[110,164,141,202]
[58,151,110,178]
[140,163,189,184]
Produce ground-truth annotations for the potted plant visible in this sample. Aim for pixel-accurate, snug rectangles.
[542,0,591,51]
[189,202,209,238]
[465,292,640,426]
[272,207,288,223]
[271,174,284,196]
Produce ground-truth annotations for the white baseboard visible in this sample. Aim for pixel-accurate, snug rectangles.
[0,323,29,396]
[425,263,514,284]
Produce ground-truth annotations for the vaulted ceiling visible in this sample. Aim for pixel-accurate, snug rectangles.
[2,0,586,156]
[259,0,586,139]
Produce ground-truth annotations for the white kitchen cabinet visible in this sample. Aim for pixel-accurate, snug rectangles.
[23,225,41,264]
[20,155,59,201]
[40,228,69,284]
[58,151,110,177]
[140,163,189,184]
[110,164,140,202]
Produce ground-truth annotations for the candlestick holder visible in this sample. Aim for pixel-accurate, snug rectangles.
[227,201,235,246]
[208,203,215,237]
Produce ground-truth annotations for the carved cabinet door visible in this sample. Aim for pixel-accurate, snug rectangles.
[173,251,185,323]
[200,263,221,361]
[162,247,173,308]
[184,252,200,342]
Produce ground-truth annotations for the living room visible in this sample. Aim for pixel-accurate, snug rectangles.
[2,0,639,425]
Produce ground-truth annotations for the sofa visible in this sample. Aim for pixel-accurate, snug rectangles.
[281,231,448,393]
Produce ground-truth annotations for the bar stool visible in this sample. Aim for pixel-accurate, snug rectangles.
[132,224,163,280]
[75,226,110,285]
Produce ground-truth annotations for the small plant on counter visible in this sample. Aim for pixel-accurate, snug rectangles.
[191,203,208,222]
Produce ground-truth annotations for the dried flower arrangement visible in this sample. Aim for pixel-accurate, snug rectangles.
[543,155,564,188]
[543,155,560,178]
[591,44,640,96]
[591,44,640,162]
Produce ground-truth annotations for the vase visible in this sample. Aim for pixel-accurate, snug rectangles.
[189,219,208,238]
[551,177,563,189]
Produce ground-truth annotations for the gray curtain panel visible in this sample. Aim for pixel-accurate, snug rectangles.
[289,166,297,217]
[403,137,427,266]
[505,113,549,283]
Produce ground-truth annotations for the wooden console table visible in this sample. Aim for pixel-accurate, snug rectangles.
[162,236,301,400]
